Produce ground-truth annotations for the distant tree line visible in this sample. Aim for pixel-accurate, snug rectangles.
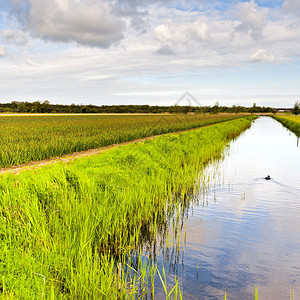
[292,101,300,115]
[0,100,276,114]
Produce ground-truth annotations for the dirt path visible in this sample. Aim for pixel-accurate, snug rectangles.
[0,124,216,175]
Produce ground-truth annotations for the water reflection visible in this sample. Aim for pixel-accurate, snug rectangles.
[137,117,300,299]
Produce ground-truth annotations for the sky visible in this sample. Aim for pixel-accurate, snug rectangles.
[0,0,299,107]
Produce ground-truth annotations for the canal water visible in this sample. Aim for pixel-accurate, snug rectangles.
[150,117,300,299]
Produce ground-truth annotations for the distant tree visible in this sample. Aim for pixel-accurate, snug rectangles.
[292,101,300,115]
[32,101,42,113]
[182,106,191,114]
[249,102,260,113]
[80,106,88,113]
[40,100,51,113]
[17,102,26,112]
[232,105,241,113]
[211,102,220,114]
[11,101,18,111]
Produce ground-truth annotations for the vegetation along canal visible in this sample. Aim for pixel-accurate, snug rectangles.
[1,115,299,298]
[148,116,300,299]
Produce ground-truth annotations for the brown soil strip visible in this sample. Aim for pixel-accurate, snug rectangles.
[0,122,225,175]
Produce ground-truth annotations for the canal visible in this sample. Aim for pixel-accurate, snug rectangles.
[151,116,300,299]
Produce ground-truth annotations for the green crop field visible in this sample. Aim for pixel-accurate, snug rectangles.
[272,115,300,136]
[0,114,248,168]
[0,116,256,299]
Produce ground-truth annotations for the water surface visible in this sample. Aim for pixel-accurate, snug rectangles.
[151,117,300,299]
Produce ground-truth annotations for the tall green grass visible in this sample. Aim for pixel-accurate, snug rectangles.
[0,116,256,298]
[0,114,248,168]
[272,115,300,136]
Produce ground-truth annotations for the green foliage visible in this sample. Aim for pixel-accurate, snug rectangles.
[0,116,256,298]
[290,290,295,300]
[272,115,300,137]
[292,101,300,115]
[0,100,274,114]
[0,114,247,168]
[255,285,259,300]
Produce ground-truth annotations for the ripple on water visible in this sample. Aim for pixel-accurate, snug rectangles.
[152,117,300,299]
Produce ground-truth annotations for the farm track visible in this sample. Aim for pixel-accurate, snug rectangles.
[0,123,218,175]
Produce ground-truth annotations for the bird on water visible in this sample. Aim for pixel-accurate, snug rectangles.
[265,175,271,180]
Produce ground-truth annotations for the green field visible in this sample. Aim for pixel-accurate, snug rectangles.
[0,116,256,299]
[272,115,300,136]
[0,114,248,168]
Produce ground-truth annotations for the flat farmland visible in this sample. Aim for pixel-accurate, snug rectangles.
[0,113,247,168]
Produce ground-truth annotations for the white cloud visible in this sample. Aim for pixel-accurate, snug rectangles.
[1,0,300,107]
[25,58,39,66]
[9,0,124,48]
[0,46,8,57]
[283,0,300,12]
[235,0,267,40]
[282,0,300,28]
[156,44,174,55]
[250,49,275,62]
[154,20,211,54]
[2,30,28,45]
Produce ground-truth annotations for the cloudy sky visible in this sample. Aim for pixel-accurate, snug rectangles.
[0,0,300,107]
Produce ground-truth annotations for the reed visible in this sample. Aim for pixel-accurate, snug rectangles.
[272,115,300,136]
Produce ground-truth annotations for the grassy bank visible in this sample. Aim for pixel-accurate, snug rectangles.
[0,114,248,168]
[272,115,300,136]
[0,116,256,299]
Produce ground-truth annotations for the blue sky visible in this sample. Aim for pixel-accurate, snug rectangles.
[0,0,299,107]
